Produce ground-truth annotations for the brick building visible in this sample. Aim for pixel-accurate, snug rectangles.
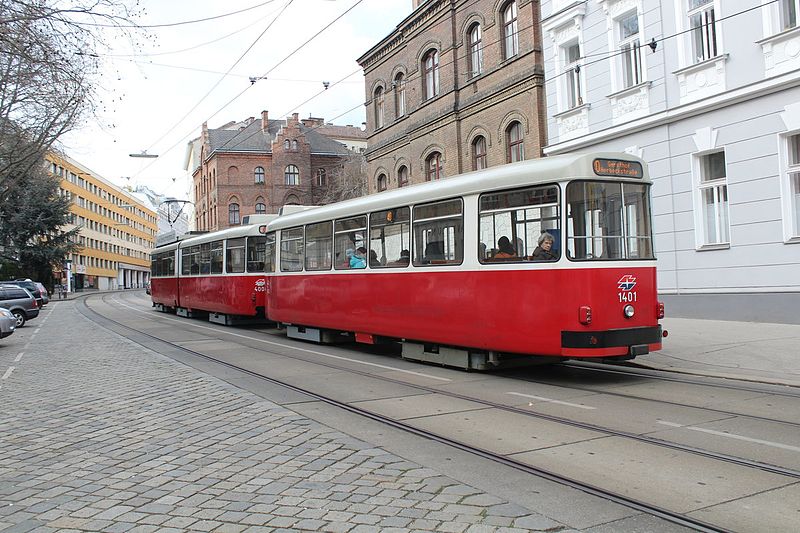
[357,0,547,194]
[185,112,366,231]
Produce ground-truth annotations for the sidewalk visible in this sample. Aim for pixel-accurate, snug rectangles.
[635,317,800,387]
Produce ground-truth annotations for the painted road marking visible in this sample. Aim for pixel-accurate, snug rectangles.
[2,367,14,380]
[508,392,597,410]
[658,421,800,453]
[14,353,23,362]
[108,296,452,383]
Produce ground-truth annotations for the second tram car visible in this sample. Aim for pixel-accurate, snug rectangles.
[150,220,274,323]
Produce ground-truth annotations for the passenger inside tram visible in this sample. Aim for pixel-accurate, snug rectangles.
[350,247,367,269]
[492,236,517,260]
[529,232,557,261]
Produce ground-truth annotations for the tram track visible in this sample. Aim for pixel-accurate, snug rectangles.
[101,292,800,478]
[78,292,800,532]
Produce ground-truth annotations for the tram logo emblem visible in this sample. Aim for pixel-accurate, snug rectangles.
[617,275,637,291]
[255,279,266,287]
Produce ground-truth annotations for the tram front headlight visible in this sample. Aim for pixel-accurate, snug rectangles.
[623,304,635,319]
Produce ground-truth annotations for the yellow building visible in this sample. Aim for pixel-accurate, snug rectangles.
[48,153,157,291]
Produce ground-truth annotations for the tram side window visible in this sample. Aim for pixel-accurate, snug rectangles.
[264,232,276,273]
[181,246,200,275]
[369,207,410,267]
[305,221,333,271]
[479,185,560,263]
[210,241,223,274]
[247,236,267,272]
[566,181,654,260]
[412,199,463,266]
[333,215,367,270]
[226,238,246,273]
[199,243,211,274]
[280,227,304,272]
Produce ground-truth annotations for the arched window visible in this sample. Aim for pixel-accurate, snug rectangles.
[507,121,524,163]
[291,139,298,150]
[285,165,299,185]
[283,139,290,150]
[397,165,409,187]
[255,199,266,214]
[377,173,387,192]
[423,49,439,100]
[228,202,240,225]
[503,1,519,60]
[426,152,442,181]
[254,166,265,184]
[469,23,483,78]
[374,86,385,129]
[316,168,327,186]
[472,136,487,170]
[394,73,406,117]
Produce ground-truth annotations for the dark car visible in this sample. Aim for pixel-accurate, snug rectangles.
[0,285,40,327]
[2,279,43,307]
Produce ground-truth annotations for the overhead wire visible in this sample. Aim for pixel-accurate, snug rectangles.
[80,0,280,28]
[129,0,368,180]
[134,0,776,184]
[142,0,295,154]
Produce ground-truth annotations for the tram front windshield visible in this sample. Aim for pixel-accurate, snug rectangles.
[566,181,654,260]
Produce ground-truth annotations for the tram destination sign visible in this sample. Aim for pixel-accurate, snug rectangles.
[593,158,643,178]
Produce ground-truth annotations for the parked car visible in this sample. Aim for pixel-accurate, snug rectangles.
[34,282,49,305]
[0,285,39,327]
[0,307,16,339]
[1,279,43,308]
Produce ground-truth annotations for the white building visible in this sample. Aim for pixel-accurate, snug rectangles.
[541,0,800,321]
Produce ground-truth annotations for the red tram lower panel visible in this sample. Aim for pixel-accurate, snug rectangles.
[152,275,267,317]
[267,266,661,358]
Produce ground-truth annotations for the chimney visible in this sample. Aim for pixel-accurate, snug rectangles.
[292,112,299,124]
[261,110,269,131]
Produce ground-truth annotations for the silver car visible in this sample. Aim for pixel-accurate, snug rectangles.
[0,307,16,340]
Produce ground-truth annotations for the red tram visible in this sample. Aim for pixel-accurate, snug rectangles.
[151,152,664,368]
[150,220,274,324]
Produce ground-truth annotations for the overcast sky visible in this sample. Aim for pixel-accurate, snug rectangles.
[57,0,411,201]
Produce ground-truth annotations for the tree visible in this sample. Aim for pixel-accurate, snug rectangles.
[0,1,141,280]
[0,162,79,285]
[315,151,368,205]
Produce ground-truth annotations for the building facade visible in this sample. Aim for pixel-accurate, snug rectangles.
[49,154,157,291]
[358,0,547,194]
[185,111,366,232]
[541,0,800,320]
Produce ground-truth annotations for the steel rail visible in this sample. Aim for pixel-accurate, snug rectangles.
[79,293,725,533]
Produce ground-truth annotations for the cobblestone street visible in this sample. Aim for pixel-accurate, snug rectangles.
[0,302,566,533]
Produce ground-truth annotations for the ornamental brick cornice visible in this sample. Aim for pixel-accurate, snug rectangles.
[357,0,448,70]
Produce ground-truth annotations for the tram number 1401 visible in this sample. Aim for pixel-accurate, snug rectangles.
[618,291,638,303]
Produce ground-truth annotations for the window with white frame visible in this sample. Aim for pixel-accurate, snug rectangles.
[469,23,483,77]
[374,86,384,129]
[618,11,642,88]
[502,1,519,59]
[786,133,800,237]
[563,42,583,108]
[688,0,718,64]
[780,0,799,30]
[696,151,730,245]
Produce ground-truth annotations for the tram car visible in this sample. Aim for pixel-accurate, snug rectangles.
[150,217,275,324]
[263,152,664,369]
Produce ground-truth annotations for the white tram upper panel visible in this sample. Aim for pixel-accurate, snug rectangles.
[267,152,649,231]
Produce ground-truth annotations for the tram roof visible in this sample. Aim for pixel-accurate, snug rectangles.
[268,152,649,230]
